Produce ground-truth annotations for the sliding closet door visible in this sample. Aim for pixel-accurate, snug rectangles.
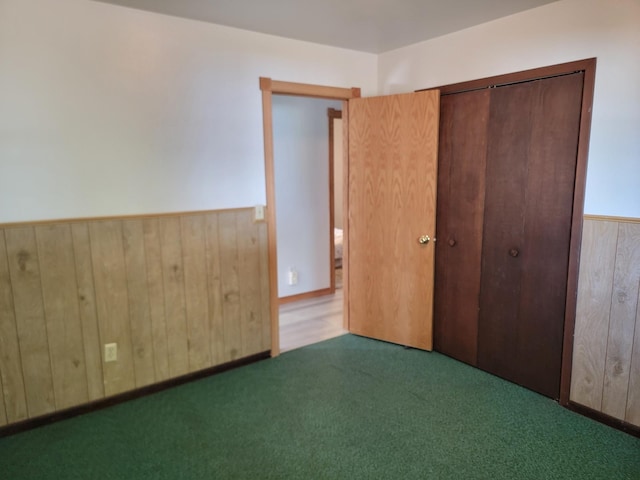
[478,73,584,399]
[434,90,490,366]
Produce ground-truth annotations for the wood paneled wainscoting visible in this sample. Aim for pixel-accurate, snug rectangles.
[571,215,640,429]
[0,209,270,427]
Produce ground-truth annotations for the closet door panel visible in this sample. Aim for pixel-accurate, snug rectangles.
[434,90,490,366]
[517,73,583,398]
[477,81,534,382]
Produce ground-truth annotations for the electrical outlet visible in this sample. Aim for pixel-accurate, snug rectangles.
[254,205,265,222]
[104,343,118,362]
[288,268,298,286]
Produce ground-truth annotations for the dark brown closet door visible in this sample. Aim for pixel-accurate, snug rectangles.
[477,73,584,399]
[434,90,490,366]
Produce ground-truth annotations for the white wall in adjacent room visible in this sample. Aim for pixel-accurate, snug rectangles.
[0,0,376,223]
[378,0,640,218]
[273,96,342,297]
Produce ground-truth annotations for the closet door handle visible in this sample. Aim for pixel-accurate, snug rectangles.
[509,248,520,258]
[448,239,457,247]
[418,235,431,245]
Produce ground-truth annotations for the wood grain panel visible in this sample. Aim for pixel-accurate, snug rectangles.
[236,211,263,356]
[0,231,28,423]
[122,220,156,388]
[89,221,136,396]
[627,281,640,425]
[570,219,619,410]
[70,223,104,401]
[204,214,225,365]
[516,73,583,399]
[181,215,212,371]
[602,222,640,419]
[142,219,170,381]
[348,91,439,350]
[35,224,89,409]
[159,217,189,377]
[434,89,490,366]
[218,212,243,361]
[477,81,533,384]
[5,227,56,417]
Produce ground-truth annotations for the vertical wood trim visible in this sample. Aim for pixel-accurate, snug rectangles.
[159,217,189,377]
[70,224,104,401]
[602,223,640,419]
[341,99,350,331]
[258,221,272,352]
[327,109,338,294]
[89,221,136,397]
[0,369,6,426]
[0,230,28,423]
[560,58,597,405]
[261,86,280,357]
[5,227,56,417]
[204,214,225,365]
[570,219,618,410]
[181,215,213,371]
[35,224,89,409]
[122,220,157,388]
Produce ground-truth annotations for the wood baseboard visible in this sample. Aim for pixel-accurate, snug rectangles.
[0,351,270,438]
[567,401,640,438]
[279,287,333,305]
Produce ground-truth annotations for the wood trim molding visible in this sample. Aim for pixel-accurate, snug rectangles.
[279,288,333,305]
[260,77,361,100]
[584,214,640,224]
[567,401,640,438]
[0,207,253,229]
[424,58,597,406]
[425,58,597,96]
[341,100,350,331]
[260,78,361,357]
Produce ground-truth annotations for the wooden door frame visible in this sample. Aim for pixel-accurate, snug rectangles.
[259,78,360,356]
[421,58,597,406]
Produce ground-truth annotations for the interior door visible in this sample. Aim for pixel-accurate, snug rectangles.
[347,90,440,350]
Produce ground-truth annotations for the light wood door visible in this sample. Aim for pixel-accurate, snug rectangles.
[348,91,440,350]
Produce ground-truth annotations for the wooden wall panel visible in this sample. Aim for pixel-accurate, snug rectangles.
[4,227,56,417]
[571,219,618,410]
[122,220,156,388]
[35,224,89,409]
[181,215,212,371]
[89,221,136,396]
[0,231,28,423]
[572,216,640,428]
[142,219,170,382]
[71,224,104,401]
[218,212,243,362]
[602,223,640,419]
[204,214,225,365]
[159,217,189,377]
[0,209,271,427]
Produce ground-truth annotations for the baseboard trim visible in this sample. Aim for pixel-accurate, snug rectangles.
[0,350,270,438]
[279,287,333,305]
[567,401,640,438]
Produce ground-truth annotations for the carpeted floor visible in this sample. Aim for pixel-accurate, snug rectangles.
[1,334,639,479]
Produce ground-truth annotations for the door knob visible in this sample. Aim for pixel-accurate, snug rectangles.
[448,239,457,247]
[509,248,519,257]
[418,235,431,245]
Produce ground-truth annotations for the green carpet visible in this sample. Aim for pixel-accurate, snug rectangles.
[1,334,639,479]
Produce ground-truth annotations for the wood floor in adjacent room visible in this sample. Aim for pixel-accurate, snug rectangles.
[279,270,346,352]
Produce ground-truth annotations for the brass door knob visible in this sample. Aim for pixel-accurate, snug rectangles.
[418,235,430,245]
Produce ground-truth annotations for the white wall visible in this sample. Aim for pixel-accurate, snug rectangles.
[0,0,377,223]
[378,0,640,218]
[273,96,341,297]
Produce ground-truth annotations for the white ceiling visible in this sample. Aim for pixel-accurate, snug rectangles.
[93,0,558,53]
